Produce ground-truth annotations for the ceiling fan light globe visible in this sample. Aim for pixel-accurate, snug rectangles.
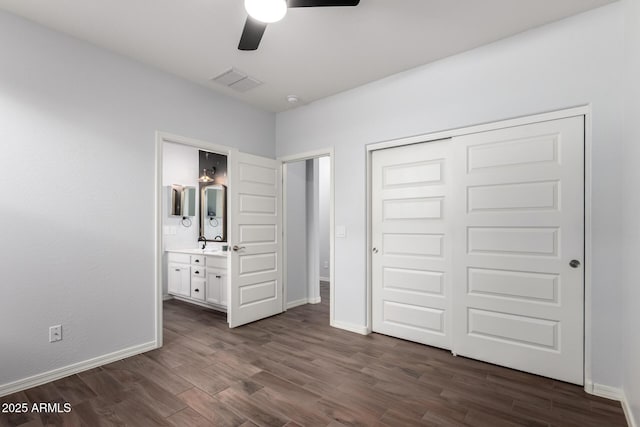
[244,0,287,23]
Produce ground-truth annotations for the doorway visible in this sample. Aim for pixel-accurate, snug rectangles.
[282,150,335,325]
[155,132,288,344]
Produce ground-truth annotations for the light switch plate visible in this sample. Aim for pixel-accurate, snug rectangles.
[336,226,346,238]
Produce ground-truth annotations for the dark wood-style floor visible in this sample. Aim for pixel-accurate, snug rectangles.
[1,283,627,426]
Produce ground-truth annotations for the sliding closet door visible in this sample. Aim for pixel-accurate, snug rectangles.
[370,116,585,384]
[371,139,453,349]
[451,116,584,384]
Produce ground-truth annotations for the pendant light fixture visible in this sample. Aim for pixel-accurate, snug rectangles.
[199,168,215,183]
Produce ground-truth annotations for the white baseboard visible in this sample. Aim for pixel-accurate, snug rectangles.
[162,294,173,301]
[586,381,636,427]
[287,296,322,309]
[319,276,330,282]
[286,298,309,309]
[0,340,157,398]
[331,320,369,335]
[621,390,638,427]
[586,380,624,400]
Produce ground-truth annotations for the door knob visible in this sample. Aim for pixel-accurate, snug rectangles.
[232,245,246,252]
[569,260,581,268]
[372,247,378,254]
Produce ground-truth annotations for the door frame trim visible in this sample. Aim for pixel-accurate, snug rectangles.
[364,105,592,390]
[279,148,336,329]
[154,131,234,347]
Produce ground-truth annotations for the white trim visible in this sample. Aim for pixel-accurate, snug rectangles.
[155,131,234,347]
[286,298,310,309]
[365,141,373,334]
[583,105,594,391]
[172,295,227,312]
[279,148,335,328]
[623,392,638,427]
[155,132,163,347]
[319,276,330,282]
[307,158,321,304]
[308,296,321,304]
[577,381,636,427]
[365,105,592,384]
[162,294,173,301]
[280,148,334,163]
[585,381,624,400]
[0,341,157,398]
[157,131,235,154]
[331,320,368,335]
[282,163,289,309]
[366,105,589,152]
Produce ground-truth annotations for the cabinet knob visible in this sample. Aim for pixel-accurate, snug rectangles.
[175,269,180,272]
[195,271,199,274]
[195,259,200,263]
[194,289,199,292]
[216,275,221,279]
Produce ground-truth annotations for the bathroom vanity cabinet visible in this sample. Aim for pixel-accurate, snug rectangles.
[167,250,229,311]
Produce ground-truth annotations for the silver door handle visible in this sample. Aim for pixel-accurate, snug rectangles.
[232,245,246,252]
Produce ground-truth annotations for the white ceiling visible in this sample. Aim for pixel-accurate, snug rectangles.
[0,0,616,112]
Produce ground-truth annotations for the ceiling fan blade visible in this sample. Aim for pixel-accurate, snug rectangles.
[238,17,268,51]
[287,0,359,7]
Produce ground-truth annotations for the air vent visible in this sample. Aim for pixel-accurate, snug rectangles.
[211,68,262,92]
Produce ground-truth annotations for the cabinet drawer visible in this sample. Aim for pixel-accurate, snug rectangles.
[206,255,228,269]
[191,278,205,301]
[191,255,206,266]
[168,253,191,264]
[191,267,205,278]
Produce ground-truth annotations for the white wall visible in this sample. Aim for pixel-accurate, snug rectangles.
[276,4,625,388]
[0,10,274,391]
[318,157,331,281]
[285,161,308,305]
[621,0,640,423]
[162,142,200,251]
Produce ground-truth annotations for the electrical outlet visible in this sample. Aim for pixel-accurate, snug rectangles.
[49,325,62,342]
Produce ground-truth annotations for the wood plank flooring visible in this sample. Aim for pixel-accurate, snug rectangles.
[1,283,627,426]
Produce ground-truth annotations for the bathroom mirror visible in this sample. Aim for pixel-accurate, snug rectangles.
[170,185,196,217]
[200,184,226,241]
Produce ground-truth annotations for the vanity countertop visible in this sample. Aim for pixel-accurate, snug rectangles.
[166,248,229,257]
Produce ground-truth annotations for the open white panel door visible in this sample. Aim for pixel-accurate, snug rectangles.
[228,151,283,328]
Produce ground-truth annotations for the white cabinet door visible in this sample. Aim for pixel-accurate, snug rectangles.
[168,263,190,297]
[451,116,584,385]
[228,151,283,327]
[371,139,453,350]
[205,269,225,306]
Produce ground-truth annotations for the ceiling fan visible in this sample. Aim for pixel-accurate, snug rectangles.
[239,0,361,51]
